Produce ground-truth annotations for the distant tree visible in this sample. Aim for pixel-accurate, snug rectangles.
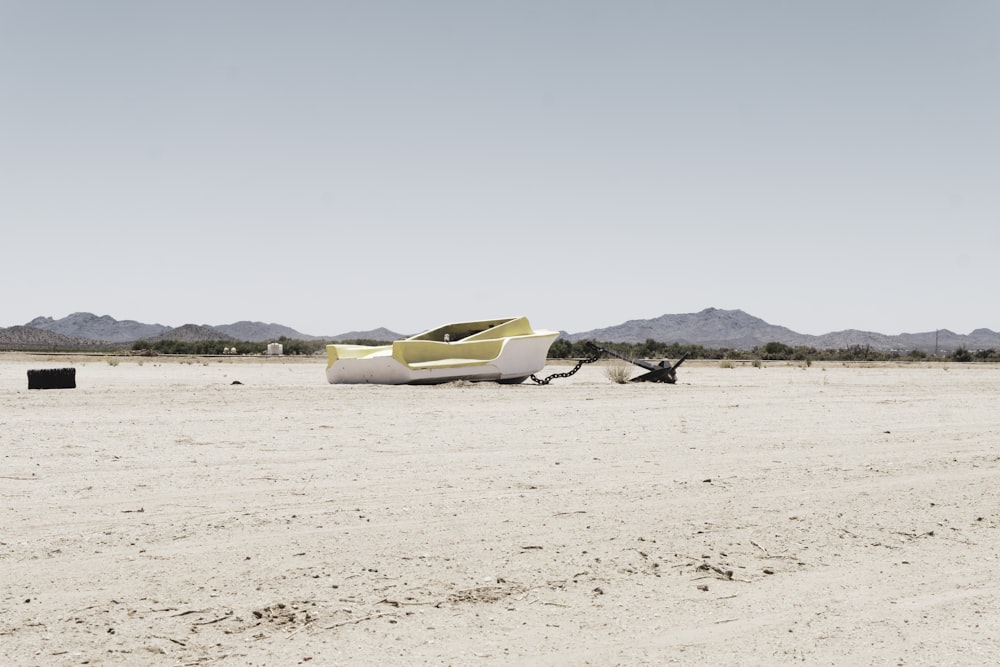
[548,338,573,359]
[760,341,794,359]
[951,346,973,362]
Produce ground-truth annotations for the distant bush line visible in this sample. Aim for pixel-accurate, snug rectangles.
[548,339,1000,363]
[128,337,376,356]
[6,336,996,363]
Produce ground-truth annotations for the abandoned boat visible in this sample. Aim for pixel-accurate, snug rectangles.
[325,316,558,385]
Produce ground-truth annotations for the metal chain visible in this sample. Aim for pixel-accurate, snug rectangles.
[530,348,603,385]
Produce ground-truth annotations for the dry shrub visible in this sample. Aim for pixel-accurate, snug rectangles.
[605,361,632,384]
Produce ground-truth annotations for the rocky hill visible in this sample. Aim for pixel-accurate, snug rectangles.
[567,308,807,349]
[143,324,237,343]
[0,325,99,350]
[330,327,406,342]
[213,321,318,342]
[27,312,168,343]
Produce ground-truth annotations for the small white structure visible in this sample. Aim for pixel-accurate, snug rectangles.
[223,347,231,355]
[266,342,283,356]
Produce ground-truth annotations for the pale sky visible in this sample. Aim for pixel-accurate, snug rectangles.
[3,1,998,336]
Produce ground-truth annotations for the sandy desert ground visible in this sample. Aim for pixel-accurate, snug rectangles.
[2,353,999,665]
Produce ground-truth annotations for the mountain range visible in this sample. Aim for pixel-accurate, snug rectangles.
[564,308,1000,353]
[2,309,998,353]
[22,313,312,343]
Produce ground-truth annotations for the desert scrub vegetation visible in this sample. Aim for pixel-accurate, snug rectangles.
[17,333,996,364]
[128,336,389,356]
[548,338,996,364]
[605,361,633,383]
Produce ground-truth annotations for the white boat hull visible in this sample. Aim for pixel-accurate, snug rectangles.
[325,317,557,385]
